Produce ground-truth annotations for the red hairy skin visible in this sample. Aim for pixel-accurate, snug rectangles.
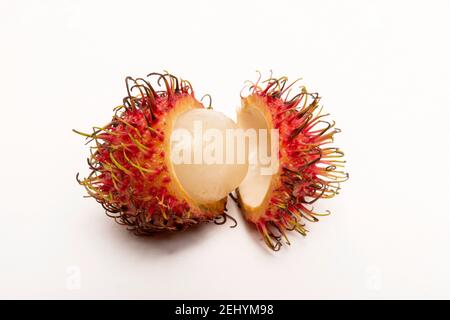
[75,73,229,235]
[236,75,348,250]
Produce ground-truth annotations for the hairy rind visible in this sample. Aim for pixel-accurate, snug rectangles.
[75,72,229,234]
[236,74,348,251]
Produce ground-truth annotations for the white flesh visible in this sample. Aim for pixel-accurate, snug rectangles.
[170,109,248,203]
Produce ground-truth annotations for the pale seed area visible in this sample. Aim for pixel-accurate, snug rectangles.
[170,109,248,203]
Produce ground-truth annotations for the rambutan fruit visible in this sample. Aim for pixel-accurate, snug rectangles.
[75,72,247,234]
[234,73,348,250]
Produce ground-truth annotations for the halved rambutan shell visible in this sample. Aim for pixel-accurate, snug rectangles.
[75,72,247,234]
[234,74,348,250]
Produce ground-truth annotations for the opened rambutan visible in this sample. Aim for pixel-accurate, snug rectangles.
[75,72,247,234]
[234,73,348,250]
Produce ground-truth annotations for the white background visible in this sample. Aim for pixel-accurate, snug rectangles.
[1,0,449,299]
